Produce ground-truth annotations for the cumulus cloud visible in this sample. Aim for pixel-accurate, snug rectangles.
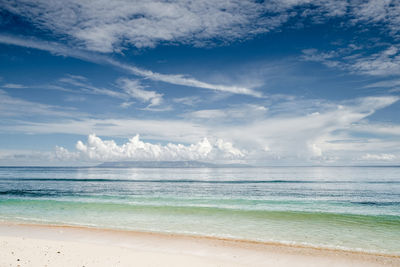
[57,134,245,162]
[215,139,245,158]
[2,95,399,165]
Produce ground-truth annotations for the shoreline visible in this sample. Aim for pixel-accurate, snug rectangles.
[1,221,399,266]
[1,220,400,258]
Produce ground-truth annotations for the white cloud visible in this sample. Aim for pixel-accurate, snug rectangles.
[118,78,163,107]
[351,46,400,76]
[301,48,341,68]
[172,96,202,106]
[352,0,400,38]
[361,153,396,161]
[58,75,162,108]
[365,79,400,88]
[5,0,389,54]
[115,62,263,97]
[186,104,268,121]
[3,1,400,89]
[0,34,261,97]
[350,123,400,136]
[0,89,85,118]
[3,0,399,55]
[0,149,55,166]
[120,101,134,108]
[188,109,227,119]
[59,75,127,99]
[0,92,397,165]
[210,96,400,162]
[2,83,27,89]
[56,133,245,162]
[302,45,400,77]
[59,75,166,108]
[2,95,398,165]
[64,95,86,102]
[215,139,245,158]
[5,118,209,144]
[310,143,323,157]
[0,0,275,53]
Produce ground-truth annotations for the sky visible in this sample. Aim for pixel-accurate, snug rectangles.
[0,0,400,166]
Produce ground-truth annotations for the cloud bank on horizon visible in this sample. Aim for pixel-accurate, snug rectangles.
[0,0,400,165]
[56,134,245,162]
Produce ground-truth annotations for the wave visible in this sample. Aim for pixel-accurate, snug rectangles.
[2,190,400,213]
[1,197,399,224]
[1,198,399,255]
[1,177,399,184]
[0,189,78,197]
[350,201,400,206]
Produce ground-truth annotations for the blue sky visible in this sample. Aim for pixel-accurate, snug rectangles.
[0,0,400,166]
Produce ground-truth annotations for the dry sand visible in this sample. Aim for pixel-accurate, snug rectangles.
[0,222,399,267]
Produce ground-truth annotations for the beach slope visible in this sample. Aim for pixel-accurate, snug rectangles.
[0,223,399,267]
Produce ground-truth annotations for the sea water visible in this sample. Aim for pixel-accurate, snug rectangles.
[0,166,399,255]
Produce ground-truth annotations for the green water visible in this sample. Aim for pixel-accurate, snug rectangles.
[0,167,399,254]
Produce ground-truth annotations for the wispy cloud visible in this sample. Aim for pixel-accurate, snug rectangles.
[0,34,261,97]
[302,45,400,77]
[2,83,27,89]
[364,79,400,88]
[2,95,398,164]
[0,89,85,118]
[118,78,163,107]
[59,75,127,99]
[119,101,134,109]
[186,104,268,122]
[0,149,57,166]
[172,96,202,106]
[110,60,263,97]
[58,75,163,108]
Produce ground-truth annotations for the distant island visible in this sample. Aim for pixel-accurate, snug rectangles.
[97,161,250,168]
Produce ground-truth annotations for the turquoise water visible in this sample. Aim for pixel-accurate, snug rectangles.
[0,167,399,254]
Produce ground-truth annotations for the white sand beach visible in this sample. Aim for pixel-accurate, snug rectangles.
[0,222,399,267]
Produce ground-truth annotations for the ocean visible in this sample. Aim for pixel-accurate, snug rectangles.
[0,166,399,255]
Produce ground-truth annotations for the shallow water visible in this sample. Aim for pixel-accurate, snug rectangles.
[0,166,399,254]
